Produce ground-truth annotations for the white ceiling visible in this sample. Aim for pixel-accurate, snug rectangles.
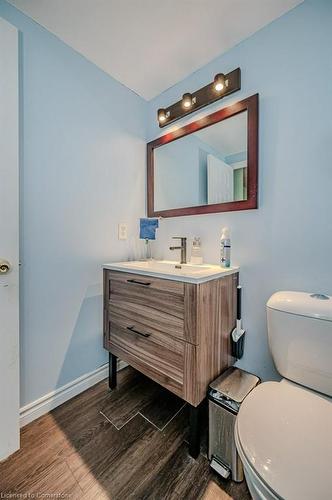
[8,0,303,100]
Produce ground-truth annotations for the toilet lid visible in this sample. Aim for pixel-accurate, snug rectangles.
[236,381,332,500]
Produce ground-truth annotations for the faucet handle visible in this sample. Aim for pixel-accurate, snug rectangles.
[172,236,187,241]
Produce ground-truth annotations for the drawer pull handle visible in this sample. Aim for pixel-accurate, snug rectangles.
[127,279,151,286]
[127,326,150,338]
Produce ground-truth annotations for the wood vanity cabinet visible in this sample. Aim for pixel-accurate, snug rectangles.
[103,269,238,407]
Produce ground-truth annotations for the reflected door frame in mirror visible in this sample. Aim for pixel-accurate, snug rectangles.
[147,94,258,218]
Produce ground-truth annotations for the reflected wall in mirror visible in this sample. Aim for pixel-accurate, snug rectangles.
[147,94,258,218]
[155,111,247,211]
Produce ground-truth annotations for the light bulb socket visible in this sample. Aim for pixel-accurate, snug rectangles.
[157,108,170,123]
[214,73,225,92]
[157,108,167,122]
[182,93,193,108]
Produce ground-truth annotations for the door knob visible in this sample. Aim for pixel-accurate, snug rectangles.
[0,259,11,274]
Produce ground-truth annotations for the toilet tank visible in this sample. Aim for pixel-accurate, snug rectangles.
[267,291,332,397]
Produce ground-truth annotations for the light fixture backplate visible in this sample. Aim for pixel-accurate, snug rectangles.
[158,67,241,128]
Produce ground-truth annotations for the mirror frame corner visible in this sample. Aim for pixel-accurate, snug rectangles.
[147,93,258,218]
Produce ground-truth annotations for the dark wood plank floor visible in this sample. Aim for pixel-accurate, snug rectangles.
[0,367,251,500]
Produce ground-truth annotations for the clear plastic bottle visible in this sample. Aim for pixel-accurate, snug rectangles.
[190,237,203,265]
[220,227,231,268]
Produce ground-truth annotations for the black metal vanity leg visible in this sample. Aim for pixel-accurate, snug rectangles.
[189,404,201,459]
[109,353,117,390]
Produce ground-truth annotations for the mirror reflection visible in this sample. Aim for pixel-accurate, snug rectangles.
[154,111,247,211]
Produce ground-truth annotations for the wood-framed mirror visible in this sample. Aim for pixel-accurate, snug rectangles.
[147,94,258,218]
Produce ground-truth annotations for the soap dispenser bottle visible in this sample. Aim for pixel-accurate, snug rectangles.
[220,227,231,268]
[190,237,203,265]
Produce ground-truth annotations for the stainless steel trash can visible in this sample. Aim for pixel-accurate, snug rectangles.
[208,367,260,482]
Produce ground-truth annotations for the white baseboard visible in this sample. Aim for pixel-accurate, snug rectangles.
[19,360,127,428]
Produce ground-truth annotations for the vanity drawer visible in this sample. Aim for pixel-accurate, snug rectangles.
[109,279,184,319]
[108,314,184,396]
[109,287,184,340]
[107,270,184,296]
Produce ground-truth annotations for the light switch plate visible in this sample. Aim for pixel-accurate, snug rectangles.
[118,223,128,240]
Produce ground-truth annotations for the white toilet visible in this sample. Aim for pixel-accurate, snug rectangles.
[235,291,332,500]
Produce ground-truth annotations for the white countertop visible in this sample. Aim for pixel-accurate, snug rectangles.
[103,259,239,284]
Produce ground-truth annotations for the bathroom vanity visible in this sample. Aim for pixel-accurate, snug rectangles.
[103,260,239,457]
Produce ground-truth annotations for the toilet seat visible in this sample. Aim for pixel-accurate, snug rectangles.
[235,432,280,500]
[235,380,332,500]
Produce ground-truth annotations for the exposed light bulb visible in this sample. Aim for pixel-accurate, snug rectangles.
[157,108,166,122]
[214,73,225,92]
[182,93,193,109]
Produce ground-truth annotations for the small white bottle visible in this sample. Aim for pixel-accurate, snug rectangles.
[220,227,231,268]
[190,237,203,265]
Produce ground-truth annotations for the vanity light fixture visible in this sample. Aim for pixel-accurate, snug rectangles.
[157,67,241,127]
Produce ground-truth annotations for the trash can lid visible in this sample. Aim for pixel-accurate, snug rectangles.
[209,367,260,404]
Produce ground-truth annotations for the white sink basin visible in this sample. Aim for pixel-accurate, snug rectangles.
[103,260,239,284]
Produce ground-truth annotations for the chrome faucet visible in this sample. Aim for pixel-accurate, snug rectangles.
[169,237,187,264]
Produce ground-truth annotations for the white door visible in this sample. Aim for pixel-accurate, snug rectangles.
[0,17,20,461]
[207,154,234,204]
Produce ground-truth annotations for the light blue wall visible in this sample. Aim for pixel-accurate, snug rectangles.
[0,1,147,406]
[155,136,201,210]
[225,151,246,165]
[147,0,332,380]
